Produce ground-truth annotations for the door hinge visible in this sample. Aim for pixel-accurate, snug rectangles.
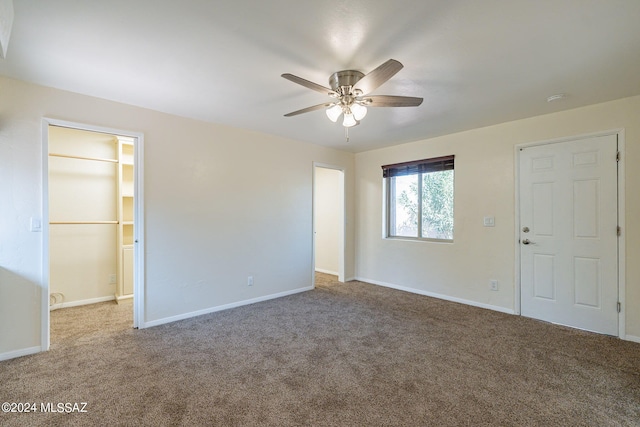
[616,151,620,162]
[617,226,621,237]
[617,302,621,313]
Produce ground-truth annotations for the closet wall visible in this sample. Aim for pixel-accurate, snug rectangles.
[48,126,119,306]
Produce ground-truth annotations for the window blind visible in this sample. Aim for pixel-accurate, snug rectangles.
[381,155,454,178]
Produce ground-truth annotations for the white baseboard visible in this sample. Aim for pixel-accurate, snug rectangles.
[141,286,314,329]
[345,277,356,282]
[355,277,515,315]
[624,334,640,344]
[115,294,133,303]
[49,295,116,311]
[0,346,42,362]
[315,268,339,276]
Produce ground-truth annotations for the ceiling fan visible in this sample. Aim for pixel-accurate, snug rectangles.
[282,59,423,128]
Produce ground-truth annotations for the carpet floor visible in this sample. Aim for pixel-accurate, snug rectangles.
[1,273,639,426]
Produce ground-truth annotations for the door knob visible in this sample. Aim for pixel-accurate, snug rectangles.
[522,239,534,245]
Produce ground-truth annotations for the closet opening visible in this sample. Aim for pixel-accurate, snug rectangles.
[42,120,144,350]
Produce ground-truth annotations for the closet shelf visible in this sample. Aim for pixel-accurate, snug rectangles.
[118,136,135,300]
[49,153,118,163]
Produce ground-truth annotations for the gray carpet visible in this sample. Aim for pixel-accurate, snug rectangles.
[1,273,639,426]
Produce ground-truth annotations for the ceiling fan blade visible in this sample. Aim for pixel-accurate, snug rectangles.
[352,59,404,95]
[281,73,337,96]
[364,95,423,107]
[284,102,333,117]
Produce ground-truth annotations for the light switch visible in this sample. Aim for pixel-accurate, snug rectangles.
[483,216,495,227]
[30,217,42,232]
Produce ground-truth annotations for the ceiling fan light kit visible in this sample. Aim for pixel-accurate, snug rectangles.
[282,59,423,135]
[326,104,343,122]
[342,111,358,127]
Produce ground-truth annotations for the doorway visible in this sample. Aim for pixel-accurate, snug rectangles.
[313,164,345,284]
[517,132,623,336]
[42,119,144,350]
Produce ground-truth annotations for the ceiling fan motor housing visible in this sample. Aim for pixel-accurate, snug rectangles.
[329,70,365,94]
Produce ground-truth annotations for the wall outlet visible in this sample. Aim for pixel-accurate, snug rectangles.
[489,279,498,291]
[109,274,117,284]
[248,276,254,286]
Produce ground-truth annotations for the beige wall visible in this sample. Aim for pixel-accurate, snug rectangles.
[355,95,640,340]
[0,76,355,359]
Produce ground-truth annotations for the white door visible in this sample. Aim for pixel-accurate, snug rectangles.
[519,134,618,335]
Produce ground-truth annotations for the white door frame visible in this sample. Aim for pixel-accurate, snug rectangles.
[312,162,346,285]
[514,129,626,338]
[41,118,145,351]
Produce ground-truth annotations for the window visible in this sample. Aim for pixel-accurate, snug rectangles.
[383,155,454,241]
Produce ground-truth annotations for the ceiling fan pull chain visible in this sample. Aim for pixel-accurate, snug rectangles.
[345,126,349,143]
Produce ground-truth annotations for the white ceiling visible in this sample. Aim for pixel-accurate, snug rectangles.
[2,0,640,152]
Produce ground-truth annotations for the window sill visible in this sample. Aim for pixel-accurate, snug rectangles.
[384,236,454,244]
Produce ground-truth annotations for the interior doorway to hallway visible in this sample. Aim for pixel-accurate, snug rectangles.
[313,164,345,284]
